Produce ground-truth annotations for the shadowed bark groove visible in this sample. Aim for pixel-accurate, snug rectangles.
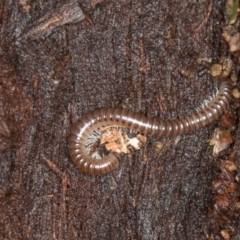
[0,1,239,239]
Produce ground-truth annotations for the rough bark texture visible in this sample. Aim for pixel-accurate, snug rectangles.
[0,0,239,239]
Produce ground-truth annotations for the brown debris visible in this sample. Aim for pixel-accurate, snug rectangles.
[42,157,70,239]
[232,88,240,99]
[209,59,233,78]
[154,141,164,153]
[221,229,231,240]
[20,2,85,41]
[210,64,222,77]
[220,160,237,172]
[219,111,237,128]
[221,59,233,78]
[228,33,240,52]
[212,180,223,191]
[235,202,240,211]
[101,128,127,153]
[100,128,143,154]
[225,182,238,193]
[180,69,195,79]
[42,157,64,179]
[197,57,212,64]
[215,194,229,211]
[222,26,240,52]
[136,134,147,143]
[209,129,234,156]
[211,149,240,239]
[194,0,213,33]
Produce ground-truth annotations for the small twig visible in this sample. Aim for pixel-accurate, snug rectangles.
[20,2,85,41]
[52,195,58,239]
[42,156,63,179]
[59,171,69,240]
[77,2,95,26]
[43,157,70,239]
[195,0,213,33]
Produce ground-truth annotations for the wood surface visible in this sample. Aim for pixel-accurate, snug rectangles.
[0,1,239,239]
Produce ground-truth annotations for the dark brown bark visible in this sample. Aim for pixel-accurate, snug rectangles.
[0,1,239,239]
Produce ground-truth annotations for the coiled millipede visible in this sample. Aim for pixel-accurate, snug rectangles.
[69,80,232,175]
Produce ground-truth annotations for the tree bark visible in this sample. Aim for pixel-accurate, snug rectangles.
[0,1,239,239]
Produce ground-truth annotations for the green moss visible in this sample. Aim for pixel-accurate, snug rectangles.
[228,0,239,25]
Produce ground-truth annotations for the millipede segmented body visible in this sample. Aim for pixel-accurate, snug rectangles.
[69,80,232,175]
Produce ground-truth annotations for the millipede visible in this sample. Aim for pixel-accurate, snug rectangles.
[69,80,232,175]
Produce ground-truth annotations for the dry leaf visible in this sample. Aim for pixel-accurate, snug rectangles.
[209,128,234,156]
